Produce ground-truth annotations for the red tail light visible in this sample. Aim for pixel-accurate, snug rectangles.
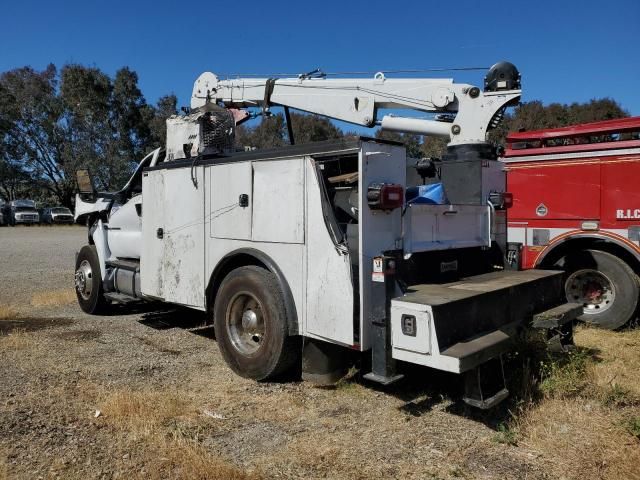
[367,183,404,210]
[490,191,514,209]
[503,192,513,209]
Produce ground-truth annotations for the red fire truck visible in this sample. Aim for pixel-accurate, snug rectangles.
[502,116,640,329]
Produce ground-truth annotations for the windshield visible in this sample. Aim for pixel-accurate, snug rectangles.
[52,208,71,214]
[15,207,36,212]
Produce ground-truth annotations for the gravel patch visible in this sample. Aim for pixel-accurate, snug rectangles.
[0,225,85,307]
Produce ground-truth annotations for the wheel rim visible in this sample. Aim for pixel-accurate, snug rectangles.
[225,291,266,355]
[565,269,615,315]
[75,260,93,301]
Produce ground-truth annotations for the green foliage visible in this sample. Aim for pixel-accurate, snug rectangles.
[235,111,342,149]
[375,130,422,157]
[143,94,178,149]
[623,416,640,439]
[492,422,518,446]
[539,349,593,398]
[420,136,448,158]
[236,112,450,159]
[0,64,64,203]
[289,112,343,144]
[601,383,634,407]
[489,98,628,145]
[236,114,286,149]
[0,64,176,207]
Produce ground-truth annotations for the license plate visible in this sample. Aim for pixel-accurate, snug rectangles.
[440,260,458,273]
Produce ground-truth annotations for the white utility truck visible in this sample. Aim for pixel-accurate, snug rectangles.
[74,62,579,408]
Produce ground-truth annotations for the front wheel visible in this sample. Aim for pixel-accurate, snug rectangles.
[560,249,639,329]
[213,266,299,381]
[74,245,110,314]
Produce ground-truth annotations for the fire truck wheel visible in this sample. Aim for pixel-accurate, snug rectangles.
[562,249,639,330]
[74,245,110,315]
[214,266,299,381]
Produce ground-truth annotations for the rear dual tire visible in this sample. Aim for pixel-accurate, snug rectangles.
[214,266,299,381]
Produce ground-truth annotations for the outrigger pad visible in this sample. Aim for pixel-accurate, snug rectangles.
[463,356,509,409]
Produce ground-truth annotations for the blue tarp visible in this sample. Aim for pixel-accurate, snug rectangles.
[405,183,449,205]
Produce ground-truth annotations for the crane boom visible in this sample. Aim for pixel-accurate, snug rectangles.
[190,62,521,146]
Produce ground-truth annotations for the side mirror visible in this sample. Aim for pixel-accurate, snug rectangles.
[76,169,95,196]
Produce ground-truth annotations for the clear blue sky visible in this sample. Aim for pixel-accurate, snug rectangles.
[2,0,639,121]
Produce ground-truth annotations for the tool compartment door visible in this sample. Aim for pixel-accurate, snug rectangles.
[404,204,491,254]
[162,167,206,308]
[305,157,354,346]
[141,170,166,299]
[252,160,304,243]
[210,162,252,240]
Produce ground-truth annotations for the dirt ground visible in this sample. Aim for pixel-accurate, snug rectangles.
[1,226,639,480]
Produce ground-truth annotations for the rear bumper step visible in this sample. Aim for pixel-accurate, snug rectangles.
[439,322,518,372]
[390,270,574,374]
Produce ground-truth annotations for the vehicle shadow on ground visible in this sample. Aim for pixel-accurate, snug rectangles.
[130,304,606,429]
[137,305,214,338]
[338,342,604,430]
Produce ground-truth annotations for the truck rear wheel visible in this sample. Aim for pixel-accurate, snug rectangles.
[214,266,298,381]
[560,249,639,329]
[74,245,110,315]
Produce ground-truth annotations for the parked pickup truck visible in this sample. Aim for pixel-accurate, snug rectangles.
[40,207,75,225]
[4,200,39,226]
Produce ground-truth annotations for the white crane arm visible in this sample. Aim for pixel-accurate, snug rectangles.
[190,63,521,146]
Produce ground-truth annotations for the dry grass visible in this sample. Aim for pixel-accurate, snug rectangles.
[100,389,258,480]
[0,305,18,320]
[30,288,76,307]
[518,398,640,480]
[0,329,32,350]
[101,389,191,437]
[266,433,347,476]
[0,452,7,480]
[512,326,640,480]
[0,304,71,349]
[140,439,260,480]
[0,305,30,349]
[576,327,640,399]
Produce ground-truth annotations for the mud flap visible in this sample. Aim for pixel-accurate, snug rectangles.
[463,355,509,409]
[302,338,349,385]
